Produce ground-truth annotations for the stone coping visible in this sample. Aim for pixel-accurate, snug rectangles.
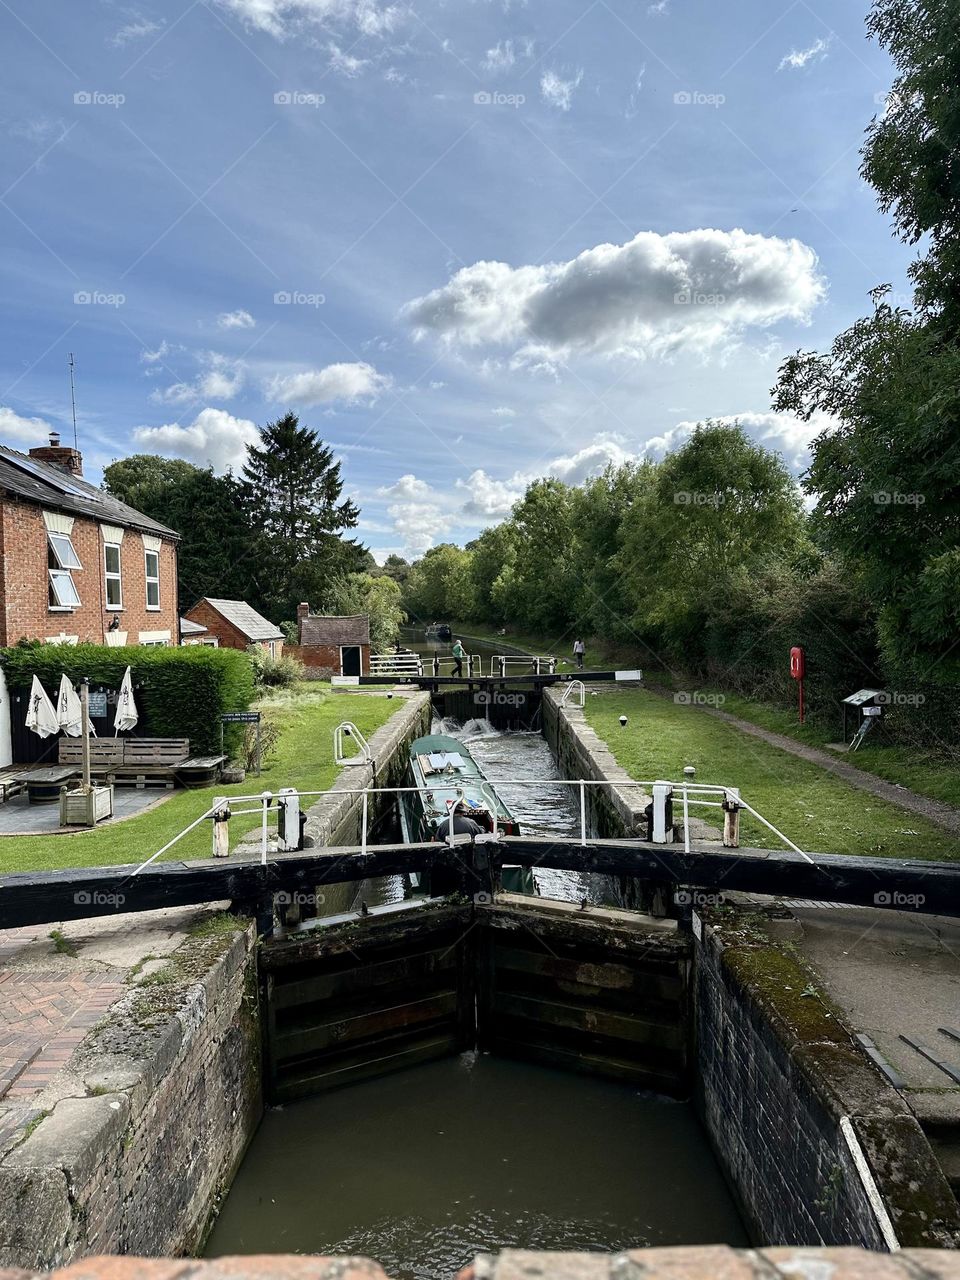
[5,1247,960,1280]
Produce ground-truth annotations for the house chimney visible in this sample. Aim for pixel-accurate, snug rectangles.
[30,431,83,477]
[297,602,310,621]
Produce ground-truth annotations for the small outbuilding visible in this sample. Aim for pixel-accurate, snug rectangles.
[295,604,370,677]
[179,617,218,646]
[183,598,283,656]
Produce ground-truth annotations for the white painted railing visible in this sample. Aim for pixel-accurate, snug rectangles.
[559,680,586,708]
[133,777,811,875]
[490,654,557,677]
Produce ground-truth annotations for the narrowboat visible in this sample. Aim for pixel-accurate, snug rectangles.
[399,733,534,895]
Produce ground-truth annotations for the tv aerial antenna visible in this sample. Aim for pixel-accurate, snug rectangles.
[68,352,78,450]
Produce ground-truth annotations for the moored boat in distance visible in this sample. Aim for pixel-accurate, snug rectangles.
[425,623,452,641]
[399,732,534,894]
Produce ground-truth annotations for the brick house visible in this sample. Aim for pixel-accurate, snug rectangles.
[182,598,283,656]
[293,604,370,676]
[0,436,180,648]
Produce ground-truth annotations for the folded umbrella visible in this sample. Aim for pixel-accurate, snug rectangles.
[114,666,139,733]
[57,674,85,737]
[26,675,59,739]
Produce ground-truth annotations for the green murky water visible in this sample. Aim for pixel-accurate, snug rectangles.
[205,1054,747,1278]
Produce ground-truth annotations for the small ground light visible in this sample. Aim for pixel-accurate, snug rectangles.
[683,765,696,778]
[619,715,628,728]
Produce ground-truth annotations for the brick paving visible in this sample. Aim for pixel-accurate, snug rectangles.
[0,967,125,1099]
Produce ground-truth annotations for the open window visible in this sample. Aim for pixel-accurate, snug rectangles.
[48,531,81,609]
[104,542,123,608]
[144,548,160,609]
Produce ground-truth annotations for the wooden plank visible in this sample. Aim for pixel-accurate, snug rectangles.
[275,990,458,1057]
[491,990,682,1051]
[2,838,960,930]
[485,1034,685,1096]
[271,944,458,1009]
[491,941,684,1005]
[272,1032,458,1101]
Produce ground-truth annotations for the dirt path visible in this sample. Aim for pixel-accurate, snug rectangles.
[668,695,960,837]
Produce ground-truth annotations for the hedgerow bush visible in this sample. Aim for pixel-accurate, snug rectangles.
[0,641,255,754]
[246,645,304,689]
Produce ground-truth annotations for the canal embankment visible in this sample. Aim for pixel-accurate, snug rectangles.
[0,909,260,1268]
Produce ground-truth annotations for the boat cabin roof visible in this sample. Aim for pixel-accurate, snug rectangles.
[417,751,467,776]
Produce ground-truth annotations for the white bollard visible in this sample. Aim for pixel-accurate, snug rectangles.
[212,796,231,858]
[651,782,673,844]
[277,787,301,852]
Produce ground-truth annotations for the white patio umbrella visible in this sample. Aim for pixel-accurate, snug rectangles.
[114,666,139,733]
[56,674,86,737]
[25,675,59,739]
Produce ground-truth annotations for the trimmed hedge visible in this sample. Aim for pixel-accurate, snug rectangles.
[0,642,255,755]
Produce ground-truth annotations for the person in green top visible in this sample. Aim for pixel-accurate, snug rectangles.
[451,639,465,678]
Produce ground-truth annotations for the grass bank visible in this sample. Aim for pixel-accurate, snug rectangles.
[452,621,960,815]
[0,685,398,874]
[583,687,959,860]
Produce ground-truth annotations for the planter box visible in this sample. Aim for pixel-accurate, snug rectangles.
[60,784,114,827]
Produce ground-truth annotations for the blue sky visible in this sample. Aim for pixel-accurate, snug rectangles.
[0,0,909,560]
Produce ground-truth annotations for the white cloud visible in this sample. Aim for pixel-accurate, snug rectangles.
[778,36,832,71]
[267,361,392,406]
[643,410,835,474]
[109,17,163,45]
[328,41,370,75]
[647,0,669,14]
[217,309,256,330]
[540,67,583,111]
[483,40,515,73]
[376,473,450,554]
[403,227,825,366]
[140,340,171,364]
[492,406,516,418]
[133,408,261,473]
[153,352,244,404]
[213,0,405,39]
[457,437,634,520]
[0,406,54,446]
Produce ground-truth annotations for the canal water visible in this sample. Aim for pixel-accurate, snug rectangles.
[205,1054,748,1274]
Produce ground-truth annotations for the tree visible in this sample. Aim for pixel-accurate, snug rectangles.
[377,554,412,591]
[322,572,406,652]
[467,525,517,623]
[404,544,474,622]
[773,0,960,678]
[508,479,576,634]
[103,454,252,611]
[241,413,362,620]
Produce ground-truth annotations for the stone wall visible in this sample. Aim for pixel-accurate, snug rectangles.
[541,687,650,839]
[694,915,960,1249]
[0,921,261,1268]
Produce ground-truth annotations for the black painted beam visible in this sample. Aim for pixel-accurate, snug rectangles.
[0,837,957,929]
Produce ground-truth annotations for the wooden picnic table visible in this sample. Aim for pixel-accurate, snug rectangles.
[13,767,80,804]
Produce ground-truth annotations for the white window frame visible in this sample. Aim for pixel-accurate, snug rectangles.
[48,531,81,570]
[144,548,161,611]
[104,542,123,609]
[49,568,81,609]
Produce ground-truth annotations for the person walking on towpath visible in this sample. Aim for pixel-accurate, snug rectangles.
[573,638,585,669]
[452,638,466,678]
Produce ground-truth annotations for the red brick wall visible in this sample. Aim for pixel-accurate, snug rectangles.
[182,601,282,656]
[286,642,369,674]
[0,499,179,647]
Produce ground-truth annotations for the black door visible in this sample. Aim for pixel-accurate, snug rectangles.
[341,645,362,676]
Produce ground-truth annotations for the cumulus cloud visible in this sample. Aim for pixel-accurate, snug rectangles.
[456,437,634,520]
[778,36,832,71]
[0,406,54,446]
[140,340,171,364]
[376,474,450,554]
[267,361,392,406]
[133,408,260,473]
[217,309,255,330]
[153,353,244,405]
[492,406,516,418]
[643,410,835,474]
[403,228,825,366]
[213,0,405,39]
[540,67,583,111]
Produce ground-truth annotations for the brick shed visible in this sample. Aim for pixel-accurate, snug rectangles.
[294,604,370,676]
[183,598,283,655]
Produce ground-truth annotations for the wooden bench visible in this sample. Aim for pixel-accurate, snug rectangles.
[59,737,195,789]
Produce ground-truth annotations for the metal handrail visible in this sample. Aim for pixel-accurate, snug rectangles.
[560,680,585,708]
[490,654,557,677]
[134,775,807,874]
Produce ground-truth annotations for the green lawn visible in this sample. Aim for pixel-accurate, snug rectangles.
[0,685,399,874]
[584,687,959,861]
[454,621,960,819]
